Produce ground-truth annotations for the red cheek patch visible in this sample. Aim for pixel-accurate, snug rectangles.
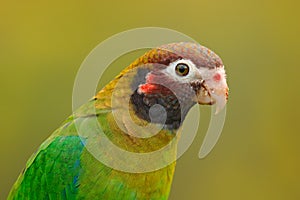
[139,84,157,94]
[213,73,222,82]
[138,83,173,95]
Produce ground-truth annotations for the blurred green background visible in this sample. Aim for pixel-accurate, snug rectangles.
[1,1,300,199]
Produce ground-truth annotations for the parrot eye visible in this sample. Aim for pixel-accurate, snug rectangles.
[175,63,189,76]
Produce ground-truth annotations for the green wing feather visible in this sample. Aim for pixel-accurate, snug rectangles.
[8,97,176,200]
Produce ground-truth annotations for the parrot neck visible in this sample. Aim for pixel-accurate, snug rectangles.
[93,65,195,153]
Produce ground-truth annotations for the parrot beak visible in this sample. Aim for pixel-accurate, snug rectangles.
[194,76,229,114]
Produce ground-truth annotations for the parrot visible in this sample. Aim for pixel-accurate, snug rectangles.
[8,42,228,200]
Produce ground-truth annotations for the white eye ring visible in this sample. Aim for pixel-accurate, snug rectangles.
[162,59,198,83]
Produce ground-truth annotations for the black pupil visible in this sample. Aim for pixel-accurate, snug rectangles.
[179,65,185,73]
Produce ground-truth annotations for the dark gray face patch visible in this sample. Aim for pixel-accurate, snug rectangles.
[130,68,150,91]
[130,87,195,130]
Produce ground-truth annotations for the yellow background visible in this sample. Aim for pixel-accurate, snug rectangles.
[1,1,300,199]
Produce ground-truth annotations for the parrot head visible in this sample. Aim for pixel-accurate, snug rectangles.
[111,42,228,130]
